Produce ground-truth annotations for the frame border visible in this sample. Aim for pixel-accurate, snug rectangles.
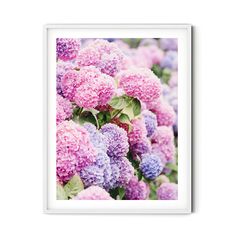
[43,24,192,214]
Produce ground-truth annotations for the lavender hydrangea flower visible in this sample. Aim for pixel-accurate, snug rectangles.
[142,110,158,137]
[160,50,178,70]
[57,38,81,61]
[83,123,108,152]
[157,183,178,200]
[159,38,178,51]
[80,165,104,187]
[125,176,150,200]
[140,153,163,180]
[100,123,129,159]
[56,61,75,95]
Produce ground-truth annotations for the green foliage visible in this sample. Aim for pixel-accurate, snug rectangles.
[151,64,171,84]
[97,111,112,128]
[109,96,128,110]
[166,163,178,172]
[122,38,141,48]
[151,64,162,78]
[118,187,125,200]
[109,95,141,121]
[78,110,99,128]
[63,175,84,199]
[56,183,68,200]
[149,182,157,200]
[132,98,141,117]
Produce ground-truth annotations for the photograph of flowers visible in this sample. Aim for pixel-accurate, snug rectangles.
[56,37,179,201]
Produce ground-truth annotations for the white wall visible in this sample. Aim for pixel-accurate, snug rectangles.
[0,0,235,235]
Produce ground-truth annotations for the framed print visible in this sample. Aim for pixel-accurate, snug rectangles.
[44,24,192,214]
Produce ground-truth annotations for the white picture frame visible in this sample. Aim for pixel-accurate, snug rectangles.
[44,24,192,214]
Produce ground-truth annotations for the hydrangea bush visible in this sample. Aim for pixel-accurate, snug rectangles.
[56,38,178,201]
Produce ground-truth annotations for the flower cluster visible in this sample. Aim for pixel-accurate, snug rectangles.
[77,39,125,76]
[117,68,162,103]
[74,186,114,200]
[56,120,97,183]
[125,177,150,200]
[157,183,178,200]
[56,38,179,201]
[61,66,115,108]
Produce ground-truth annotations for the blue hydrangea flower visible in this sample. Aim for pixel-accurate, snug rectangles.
[100,123,129,159]
[142,110,158,137]
[140,153,163,180]
[83,123,108,152]
[160,51,178,70]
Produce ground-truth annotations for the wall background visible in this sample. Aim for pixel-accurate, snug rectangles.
[0,0,235,235]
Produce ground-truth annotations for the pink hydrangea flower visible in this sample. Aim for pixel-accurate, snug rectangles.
[61,70,80,101]
[157,183,178,200]
[151,126,175,163]
[61,66,115,108]
[150,98,176,126]
[132,45,164,68]
[125,176,150,200]
[77,39,125,76]
[77,46,100,67]
[57,121,97,178]
[118,68,162,103]
[128,118,147,145]
[73,186,114,200]
[56,94,72,125]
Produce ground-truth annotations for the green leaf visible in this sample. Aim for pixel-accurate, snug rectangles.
[166,163,178,172]
[97,111,112,127]
[122,103,134,120]
[119,113,131,124]
[132,98,141,117]
[151,64,162,78]
[137,170,143,181]
[63,175,84,199]
[109,96,127,110]
[118,187,125,200]
[57,183,68,200]
[79,111,99,127]
[161,68,171,84]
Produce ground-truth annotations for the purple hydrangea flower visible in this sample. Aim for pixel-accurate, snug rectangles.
[125,176,150,200]
[157,183,178,200]
[142,110,158,137]
[131,139,151,156]
[115,157,134,187]
[140,153,163,180]
[57,38,81,61]
[100,123,129,159]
